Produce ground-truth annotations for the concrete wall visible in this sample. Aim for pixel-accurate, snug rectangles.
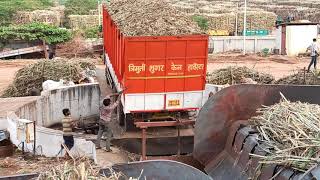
[275,27,282,51]
[14,98,43,126]
[8,83,100,127]
[40,83,100,127]
[286,25,318,56]
[209,36,276,54]
[0,84,100,161]
[2,118,96,162]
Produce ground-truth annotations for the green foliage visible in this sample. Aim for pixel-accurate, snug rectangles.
[0,23,72,44]
[0,0,53,25]
[57,0,67,5]
[84,26,102,39]
[192,15,209,31]
[65,0,97,15]
[261,48,270,57]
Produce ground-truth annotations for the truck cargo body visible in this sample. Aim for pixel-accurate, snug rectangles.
[102,7,208,114]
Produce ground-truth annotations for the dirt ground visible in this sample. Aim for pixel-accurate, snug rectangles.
[0,152,69,176]
[208,54,310,80]
[0,60,38,95]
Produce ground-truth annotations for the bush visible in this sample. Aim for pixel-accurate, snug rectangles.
[0,0,53,25]
[192,15,209,31]
[0,22,72,45]
[84,26,102,39]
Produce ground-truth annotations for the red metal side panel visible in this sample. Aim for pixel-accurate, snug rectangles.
[166,40,187,92]
[124,40,146,93]
[123,36,208,94]
[185,39,208,91]
[103,6,125,84]
[102,7,107,54]
[145,41,166,93]
[115,29,119,78]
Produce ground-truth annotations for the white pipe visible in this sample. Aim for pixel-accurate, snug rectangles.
[243,0,247,55]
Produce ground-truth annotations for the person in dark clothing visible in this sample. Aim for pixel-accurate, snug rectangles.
[307,38,319,72]
[48,44,56,59]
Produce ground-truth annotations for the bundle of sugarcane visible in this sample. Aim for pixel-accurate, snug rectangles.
[171,4,196,13]
[199,10,276,32]
[206,66,275,85]
[68,15,100,30]
[14,10,61,26]
[1,59,95,98]
[37,157,131,180]
[275,71,320,85]
[74,59,96,70]
[106,0,203,36]
[236,11,277,31]
[250,95,320,171]
[203,13,235,32]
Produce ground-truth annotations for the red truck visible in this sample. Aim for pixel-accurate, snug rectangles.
[102,5,210,159]
[102,6,208,131]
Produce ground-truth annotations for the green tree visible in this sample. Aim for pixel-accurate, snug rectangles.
[84,25,102,39]
[192,15,209,31]
[0,22,72,45]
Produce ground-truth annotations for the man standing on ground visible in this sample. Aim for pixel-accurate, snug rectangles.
[307,38,319,72]
[96,91,123,151]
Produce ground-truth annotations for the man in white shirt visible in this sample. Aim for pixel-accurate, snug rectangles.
[307,38,319,72]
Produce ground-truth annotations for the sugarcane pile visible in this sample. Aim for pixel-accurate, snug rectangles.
[1,59,96,98]
[250,95,320,171]
[106,0,203,36]
[37,157,132,180]
[167,0,320,32]
[248,0,320,23]
[168,0,277,33]
[275,71,320,85]
[68,15,100,30]
[192,10,276,32]
[206,66,275,85]
[14,10,62,26]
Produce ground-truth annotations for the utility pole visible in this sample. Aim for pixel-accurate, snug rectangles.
[243,0,247,55]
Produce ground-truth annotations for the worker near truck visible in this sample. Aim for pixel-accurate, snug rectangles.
[307,38,320,72]
[96,91,124,151]
[60,108,77,157]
